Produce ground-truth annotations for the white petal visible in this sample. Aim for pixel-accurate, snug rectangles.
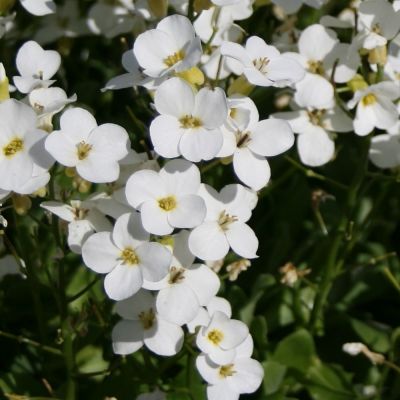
[104,263,143,300]
[60,107,97,141]
[137,242,171,282]
[112,212,149,250]
[194,87,228,129]
[185,264,220,305]
[207,384,239,400]
[369,134,400,168]
[249,118,294,157]
[179,128,223,162]
[168,194,206,229]
[20,0,56,16]
[140,200,173,235]
[112,320,144,355]
[228,358,264,394]
[81,232,118,274]
[115,289,155,319]
[144,318,184,356]
[233,148,271,191]
[150,115,184,159]
[294,73,334,109]
[189,222,229,261]
[226,222,258,259]
[154,77,195,117]
[125,169,166,208]
[297,127,335,167]
[156,284,200,325]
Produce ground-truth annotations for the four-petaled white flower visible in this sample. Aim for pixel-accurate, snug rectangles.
[134,14,202,78]
[189,184,258,261]
[126,159,206,235]
[45,107,130,182]
[82,212,172,300]
[150,77,228,162]
[13,41,61,93]
[112,289,184,356]
[221,36,305,87]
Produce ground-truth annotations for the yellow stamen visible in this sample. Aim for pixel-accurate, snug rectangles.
[120,247,139,266]
[362,93,377,106]
[139,308,156,330]
[158,195,177,212]
[164,50,185,67]
[207,329,224,345]
[179,115,202,129]
[219,364,236,378]
[3,138,23,158]
[76,141,92,160]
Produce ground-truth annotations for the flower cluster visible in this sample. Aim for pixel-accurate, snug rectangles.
[1,0,400,398]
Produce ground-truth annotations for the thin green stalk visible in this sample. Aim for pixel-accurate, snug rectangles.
[308,137,371,334]
[0,330,62,356]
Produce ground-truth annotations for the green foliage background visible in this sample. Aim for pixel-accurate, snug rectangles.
[1,0,400,399]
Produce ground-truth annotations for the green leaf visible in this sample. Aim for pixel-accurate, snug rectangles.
[349,318,390,353]
[306,361,356,400]
[262,361,287,395]
[272,329,317,372]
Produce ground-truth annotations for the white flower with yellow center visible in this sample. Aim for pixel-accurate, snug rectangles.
[150,77,228,162]
[196,335,263,400]
[125,159,206,235]
[220,36,305,87]
[189,184,258,261]
[13,41,61,93]
[133,14,202,78]
[82,212,172,301]
[0,99,50,193]
[218,97,294,190]
[45,107,129,182]
[112,289,184,356]
[196,311,249,364]
[348,82,400,136]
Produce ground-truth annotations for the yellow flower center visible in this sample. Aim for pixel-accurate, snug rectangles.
[218,211,238,231]
[76,141,92,160]
[308,60,324,75]
[219,364,236,378]
[139,308,156,330]
[120,247,139,266]
[179,115,203,129]
[158,195,177,211]
[362,93,377,106]
[164,50,185,67]
[207,329,224,345]
[3,138,23,158]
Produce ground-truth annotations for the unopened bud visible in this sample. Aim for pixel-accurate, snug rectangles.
[12,195,32,215]
[368,45,387,66]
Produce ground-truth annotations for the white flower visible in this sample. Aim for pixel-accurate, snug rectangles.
[348,82,400,136]
[126,159,206,235]
[45,107,129,183]
[82,212,172,300]
[134,14,202,78]
[112,289,184,356]
[219,96,294,190]
[196,311,249,364]
[29,87,77,131]
[273,104,352,167]
[150,77,228,162]
[356,0,400,50]
[220,36,305,87]
[196,336,263,400]
[189,184,258,261]
[13,41,61,94]
[0,99,51,193]
[154,263,220,326]
[20,0,56,16]
[41,200,112,254]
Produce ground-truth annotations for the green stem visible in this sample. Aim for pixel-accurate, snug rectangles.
[0,330,62,356]
[308,137,371,334]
